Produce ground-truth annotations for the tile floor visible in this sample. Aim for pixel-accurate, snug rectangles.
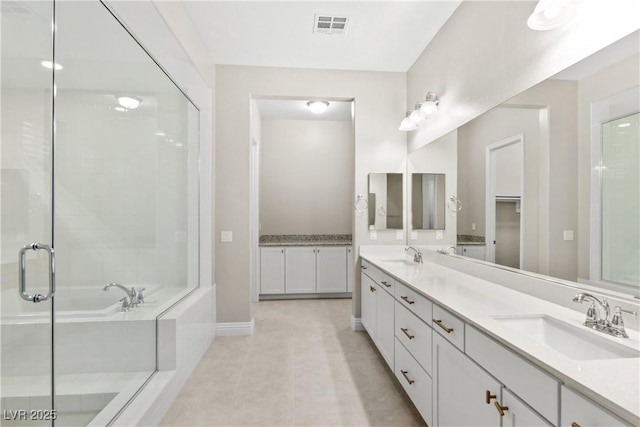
[159,299,426,426]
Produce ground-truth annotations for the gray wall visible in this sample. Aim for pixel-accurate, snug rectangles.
[260,119,353,235]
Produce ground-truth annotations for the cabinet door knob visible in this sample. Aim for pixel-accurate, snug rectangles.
[400,369,415,385]
[369,286,376,292]
[400,295,415,305]
[494,402,508,416]
[433,319,454,334]
[485,390,497,404]
[401,327,415,340]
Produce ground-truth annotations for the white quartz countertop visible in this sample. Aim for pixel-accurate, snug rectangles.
[359,247,640,425]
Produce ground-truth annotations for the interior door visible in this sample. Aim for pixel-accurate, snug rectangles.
[1,1,56,424]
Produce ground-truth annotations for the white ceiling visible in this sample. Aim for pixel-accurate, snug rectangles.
[184,1,462,72]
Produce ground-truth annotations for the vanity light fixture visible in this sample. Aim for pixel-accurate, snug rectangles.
[117,96,141,110]
[399,111,418,132]
[527,0,576,31]
[409,102,427,124]
[306,100,329,114]
[419,92,439,116]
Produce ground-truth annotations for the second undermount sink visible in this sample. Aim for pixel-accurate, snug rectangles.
[492,314,640,360]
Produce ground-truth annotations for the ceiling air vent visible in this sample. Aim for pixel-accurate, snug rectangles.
[313,14,349,35]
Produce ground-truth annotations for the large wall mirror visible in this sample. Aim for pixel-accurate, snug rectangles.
[368,173,403,230]
[411,173,445,230]
[408,30,639,298]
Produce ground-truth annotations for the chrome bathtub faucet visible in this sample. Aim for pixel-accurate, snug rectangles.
[104,283,140,312]
[572,293,637,338]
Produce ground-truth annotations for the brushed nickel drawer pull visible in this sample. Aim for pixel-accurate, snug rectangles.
[369,286,376,292]
[400,370,415,385]
[433,319,454,333]
[485,390,497,404]
[494,402,508,416]
[401,295,415,305]
[381,280,391,287]
[401,327,415,339]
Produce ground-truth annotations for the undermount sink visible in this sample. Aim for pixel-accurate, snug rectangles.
[492,314,640,360]
[380,258,419,266]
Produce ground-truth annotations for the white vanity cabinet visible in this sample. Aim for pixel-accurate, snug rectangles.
[457,244,486,260]
[316,247,348,293]
[561,386,633,427]
[285,247,317,293]
[433,332,501,426]
[260,245,351,295]
[260,247,285,294]
[360,260,395,369]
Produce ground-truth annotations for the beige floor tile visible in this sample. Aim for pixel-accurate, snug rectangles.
[160,299,424,427]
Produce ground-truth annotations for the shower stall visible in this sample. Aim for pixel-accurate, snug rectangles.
[1,1,201,425]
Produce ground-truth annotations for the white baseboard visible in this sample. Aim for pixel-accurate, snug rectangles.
[216,318,255,336]
[351,315,364,331]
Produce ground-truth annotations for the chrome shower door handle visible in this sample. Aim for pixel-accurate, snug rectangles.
[19,242,55,303]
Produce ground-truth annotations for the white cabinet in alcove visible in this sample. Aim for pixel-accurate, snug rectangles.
[317,247,347,293]
[285,247,316,293]
[260,247,285,294]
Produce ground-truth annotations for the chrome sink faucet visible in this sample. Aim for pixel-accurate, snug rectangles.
[405,246,423,263]
[572,293,637,338]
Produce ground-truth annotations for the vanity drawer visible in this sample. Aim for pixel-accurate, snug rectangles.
[432,304,465,351]
[394,337,433,426]
[466,326,559,424]
[361,259,394,294]
[395,301,432,375]
[360,259,380,282]
[395,281,432,322]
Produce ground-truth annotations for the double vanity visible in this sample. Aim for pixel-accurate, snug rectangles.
[359,246,639,427]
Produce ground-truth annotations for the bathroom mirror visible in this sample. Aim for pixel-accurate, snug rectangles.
[411,173,445,230]
[408,31,640,298]
[368,173,403,230]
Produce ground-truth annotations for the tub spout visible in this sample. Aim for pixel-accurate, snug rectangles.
[103,283,135,311]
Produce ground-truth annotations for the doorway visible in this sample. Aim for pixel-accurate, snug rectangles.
[485,134,524,267]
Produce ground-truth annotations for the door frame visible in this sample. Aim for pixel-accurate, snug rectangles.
[485,134,524,265]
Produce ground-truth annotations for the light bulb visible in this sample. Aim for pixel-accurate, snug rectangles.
[117,96,141,109]
[306,100,329,114]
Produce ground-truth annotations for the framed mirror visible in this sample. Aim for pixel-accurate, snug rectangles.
[368,173,403,230]
[411,173,445,230]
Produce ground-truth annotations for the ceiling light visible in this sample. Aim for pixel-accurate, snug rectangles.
[40,60,63,70]
[527,0,576,31]
[419,93,439,116]
[117,96,141,110]
[307,100,329,114]
[399,111,418,132]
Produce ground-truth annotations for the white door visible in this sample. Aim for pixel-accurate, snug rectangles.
[376,287,395,369]
[285,247,316,293]
[346,247,354,292]
[260,247,285,294]
[317,247,347,293]
[361,274,377,336]
[502,388,552,427]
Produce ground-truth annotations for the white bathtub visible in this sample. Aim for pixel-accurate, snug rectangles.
[0,285,163,322]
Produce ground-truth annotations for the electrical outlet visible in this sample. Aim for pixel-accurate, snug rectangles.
[410,230,418,240]
[221,230,233,242]
[370,230,377,241]
[396,230,403,240]
[472,222,476,231]
[563,230,574,241]
[436,230,443,240]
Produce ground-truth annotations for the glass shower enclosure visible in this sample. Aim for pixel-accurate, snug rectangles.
[1,1,200,425]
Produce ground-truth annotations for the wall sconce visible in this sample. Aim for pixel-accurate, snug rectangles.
[306,100,329,114]
[527,0,576,31]
[399,111,418,131]
[420,92,439,116]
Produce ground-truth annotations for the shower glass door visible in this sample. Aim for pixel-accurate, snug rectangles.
[1,0,56,425]
[2,1,199,425]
